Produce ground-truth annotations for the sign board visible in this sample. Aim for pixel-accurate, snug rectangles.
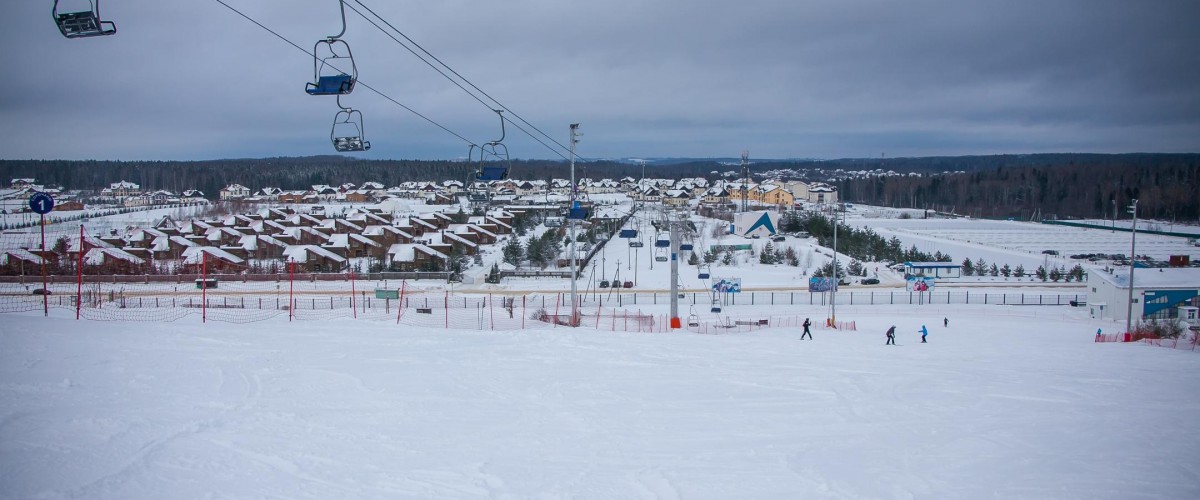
[906,276,935,292]
[374,289,400,300]
[29,192,54,215]
[808,277,837,292]
[711,277,742,294]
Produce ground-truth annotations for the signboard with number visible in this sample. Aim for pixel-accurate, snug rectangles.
[29,192,54,215]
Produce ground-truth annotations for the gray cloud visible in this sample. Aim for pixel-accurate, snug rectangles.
[1,0,1197,161]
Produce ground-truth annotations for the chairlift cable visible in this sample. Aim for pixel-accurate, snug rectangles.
[347,0,581,161]
[211,0,475,147]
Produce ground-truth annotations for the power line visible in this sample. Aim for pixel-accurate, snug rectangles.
[211,0,475,147]
[348,0,582,161]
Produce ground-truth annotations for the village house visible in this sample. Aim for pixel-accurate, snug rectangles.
[219,183,251,200]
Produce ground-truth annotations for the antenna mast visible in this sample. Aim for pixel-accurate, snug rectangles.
[740,150,750,212]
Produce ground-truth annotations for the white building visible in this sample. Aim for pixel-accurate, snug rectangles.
[1087,267,1200,322]
[220,184,251,200]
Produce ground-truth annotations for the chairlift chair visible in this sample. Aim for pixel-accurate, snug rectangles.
[680,242,694,251]
[654,235,669,248]
[471,110,511,182]
[698,264,710,280]
[629,240,644,248]
[306,39,357,95]
[331,105,370,152]
[619,229,638,239]
[710,298,722,313]
[53,0,116,38]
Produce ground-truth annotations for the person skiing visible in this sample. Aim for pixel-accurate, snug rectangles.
[920,324,929,343]
[886,325,896,345]
[944,317,948,327]
[801,318,812,340]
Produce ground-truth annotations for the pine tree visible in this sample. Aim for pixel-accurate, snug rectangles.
[961,258,975,276]
[1000,264,1011,277]
[1035,265,1048,281]
[687,251,699,266]
[502,237,524,267]
[784,246,799,266]
[760,242,775,264]
[989,263,999,277]
[1013,264,1025,278]
[485,263,501,284]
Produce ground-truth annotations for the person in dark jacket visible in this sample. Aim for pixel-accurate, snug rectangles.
[801,318,812,340]
[944,317,948,327]
[886,325,896,345]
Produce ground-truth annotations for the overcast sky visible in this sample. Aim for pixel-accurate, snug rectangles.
[2,0,1198,162]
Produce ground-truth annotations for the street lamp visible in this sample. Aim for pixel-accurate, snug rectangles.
[1125,199,1138,336]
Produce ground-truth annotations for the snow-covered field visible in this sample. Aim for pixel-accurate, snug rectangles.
[851,217,1199,269]
[2,307,1198,499]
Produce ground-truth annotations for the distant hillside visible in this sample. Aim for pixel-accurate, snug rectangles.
[2,153,1196,221]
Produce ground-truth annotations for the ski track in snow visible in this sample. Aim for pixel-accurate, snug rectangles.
[1,308,1198,499]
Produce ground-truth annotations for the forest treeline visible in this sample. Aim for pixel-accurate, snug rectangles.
[835,154,1200,221]
[3,153,1197,221]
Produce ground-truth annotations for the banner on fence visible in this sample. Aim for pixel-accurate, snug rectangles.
[808,277,836,292]
[906,276,936,292]
[711,277,742,294]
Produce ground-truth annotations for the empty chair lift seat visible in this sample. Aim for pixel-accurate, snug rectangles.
[477,165,508,181]
[306,75,355,95]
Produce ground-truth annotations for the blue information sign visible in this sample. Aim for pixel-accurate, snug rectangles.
[29,192,55,215]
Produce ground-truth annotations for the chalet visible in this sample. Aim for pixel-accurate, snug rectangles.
[258,187,283,200]
[0,249,46,275]
[220,184,251,200]
[282,245,347,273]
[181,246,245,273]
[181,189,206,201]
[701,186,731,205]
[10,178,36,189]
[322,233,385,259]
[343,190,373,203]
[807,183,838,204]
[82,247,146,274]
[663,189,691,207]
[53,200,85,211]
[106,180,141,198]
[386,243,449,272]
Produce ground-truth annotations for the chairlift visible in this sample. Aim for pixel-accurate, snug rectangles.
[654,235,669,248]
[629,240,644,248]
[655,247,668,262]
[567,201,590,220]
[305,1,356,95]
[472,110,511,182]
[330,97,370,152]
[619,229,638,239]
[687,307,700,327]
[53,0,116,38]
[698,264,710,280]
[710,298,722,313]
[680,242,693,252]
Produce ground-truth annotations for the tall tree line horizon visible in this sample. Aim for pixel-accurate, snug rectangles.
[3,152,1197,222]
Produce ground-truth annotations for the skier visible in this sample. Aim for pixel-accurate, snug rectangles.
[886,325,896,345]
[920,324,929,343]
[1096,327,1102,341]
[801,318,812,340]
[944,317,948,327]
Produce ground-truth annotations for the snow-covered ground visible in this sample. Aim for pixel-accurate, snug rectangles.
[850,217,1199,269]
[2,307,1197,499]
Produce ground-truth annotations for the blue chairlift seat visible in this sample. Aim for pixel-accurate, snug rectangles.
[629,241,644,248]
[567,207,590,220]
[619,229,638,239]
[698,271,710,279]
[655,239,669,248]
[710,304,722,313]
[306,75,355,95]
[477,164,508,181]
[680,243,693,251]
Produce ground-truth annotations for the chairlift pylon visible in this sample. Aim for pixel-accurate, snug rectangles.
[53,0,116,38]
[305,1,356,96]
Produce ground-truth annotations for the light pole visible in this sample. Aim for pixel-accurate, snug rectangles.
[1124,199,1139,335]
[831,204,841,325]
[568,123,581,326]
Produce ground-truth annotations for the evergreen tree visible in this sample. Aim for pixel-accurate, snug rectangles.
[485,263,501,284]
[1000,263,1012,277]
[687,251,699,266]
[721,251,734,265]
[760,242,775,264]
[975,258,987,276]
[1035,265,1048,281]
[784,246,799,266]
[989,263,999,277]
[1013,264,1025,278]
[502,237,524,267]
[1049,266,1062,282]
[961,258,975,276]
[848,259,864,276]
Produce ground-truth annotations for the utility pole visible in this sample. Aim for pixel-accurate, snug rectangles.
[669,216,681,329]
[569,123,581,326]
[739,150,750,213]
[831,205,839,325]
[1125,199,1139,336]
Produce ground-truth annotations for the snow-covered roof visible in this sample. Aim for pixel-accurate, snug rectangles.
[283,245,347,263]
[181,246,245,265]
[84,248,145,265]
[1092,267,1200,289]
[0,249,45,266]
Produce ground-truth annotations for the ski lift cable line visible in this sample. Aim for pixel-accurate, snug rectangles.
[344,2,568,162]
[347,0,585,161]
[210,0,475,146]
